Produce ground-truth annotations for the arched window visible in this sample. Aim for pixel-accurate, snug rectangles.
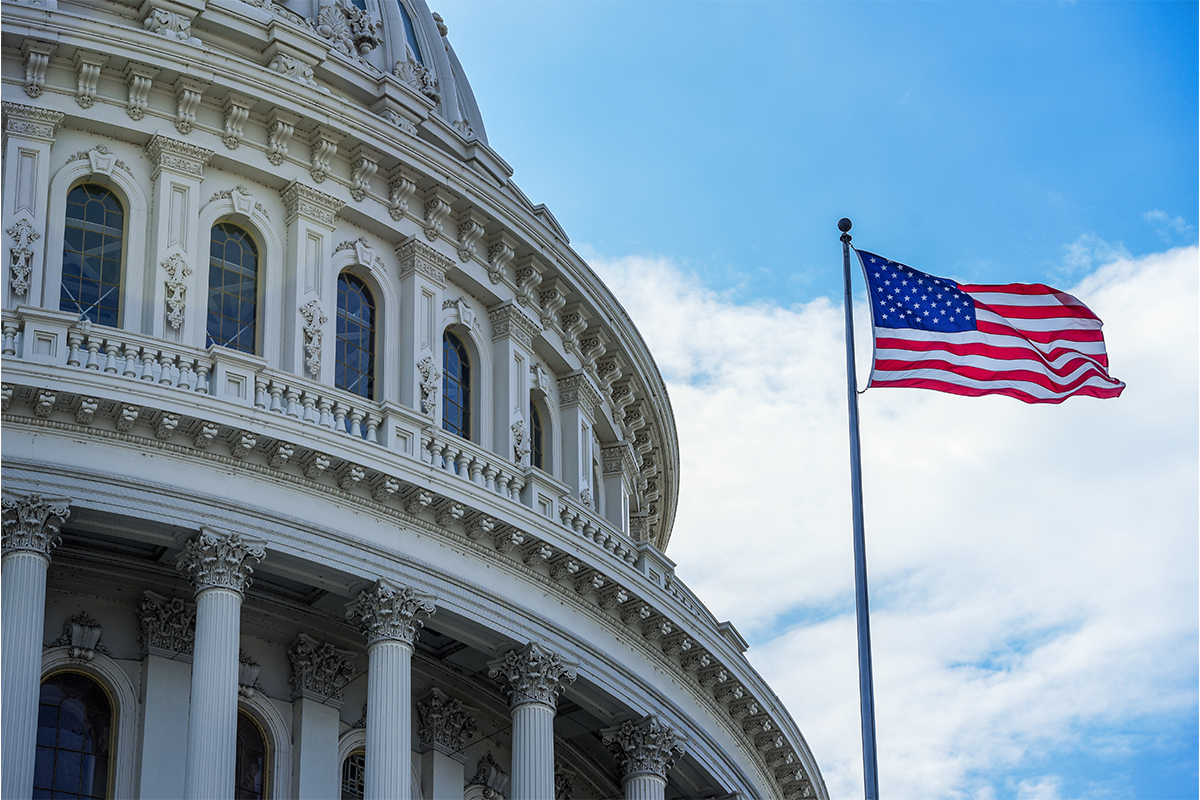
[61,184,124,327]
[442,331,470,439]
[207,223,259,353]
[530,401,544,470]
[336,273,375,399]
[35,671,113,799]
[397,1,423,63]
[236,709,269,800]
[340,750,366,800]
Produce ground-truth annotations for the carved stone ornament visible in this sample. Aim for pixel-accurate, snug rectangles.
[7,218,39,296]
[239,648,264,698]
[144,135,214,180]
[388,173,416,219]
[289,633,355,704]
[269,54,318,88]
[300,300,327,377]
[280,181,344,228]
[4,102,64,143]
[162,252,192,330]
[417,356,439,415]
[309,127,339,184]
[143,5,201,45]
[468,753,509,798]
[345,579,436,646]
[50,611,110,662]
[176,528,266,596]
[222,95,252,149]
[22,41,56,99]
[73,52,108,109]
[554,764,575,800]
[487,641,578,710]
[601,715,685,781]
[266,111,297,166]
[125,64,157,121]
[1,493,70,558]
[316,0,383,57]
[174,78,207,135]
[137,590,196,657]
[512,419,530,465]
[488,304,540,349]
[417,688,477,754]
[394,47,439,103]
[396,237,451,287]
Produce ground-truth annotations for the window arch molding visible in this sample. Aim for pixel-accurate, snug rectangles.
[529,392,557,476]
[329,244,397,399]
[43,159,147,330]
[237,690,291,800]
[40,648,139,799]
[335,729,421,800]
[196,192,282,360]
[437,315,490,445]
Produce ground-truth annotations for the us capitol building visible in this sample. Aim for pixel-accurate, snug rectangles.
[0,0,827,797]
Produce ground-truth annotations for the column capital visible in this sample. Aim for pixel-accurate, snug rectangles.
[487,641,578,710]
[176,528,266,596]
[281,180,344,228]
[144,133,214,180]
[557,372,602,417]
[2,102,64,141]
[345,579,435,646]
[395,236,451,288]
[288,633,355,705]
[601,715,685,781]
[488,302,541,350]
[137,590,196,659]
[416,688,477,755]
[1,493,70,559]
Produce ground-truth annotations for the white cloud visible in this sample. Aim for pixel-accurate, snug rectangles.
[1143,210,1196,244]
[1059,233,1130,276]
[587,245,1199,800]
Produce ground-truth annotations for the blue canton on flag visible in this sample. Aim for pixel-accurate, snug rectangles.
[861,253,976,333]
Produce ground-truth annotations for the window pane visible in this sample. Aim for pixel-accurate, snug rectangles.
[61,185,123,325]
[206,223,258,353]
[35,673,112,800]
[442,332,470,438]
[335,273,375,402]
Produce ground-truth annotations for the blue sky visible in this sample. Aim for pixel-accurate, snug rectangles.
[436,3,1198,799]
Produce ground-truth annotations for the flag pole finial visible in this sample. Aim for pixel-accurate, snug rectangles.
[839,217,853,242]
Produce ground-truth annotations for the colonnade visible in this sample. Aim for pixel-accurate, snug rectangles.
[0,492,685,800]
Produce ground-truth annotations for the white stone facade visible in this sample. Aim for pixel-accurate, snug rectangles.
[0,0,826,798]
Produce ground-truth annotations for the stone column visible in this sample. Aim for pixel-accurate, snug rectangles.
[288,634,355,799]
[416,688,477,800]
[601,715,685,800]
[345,579,436,800]
[176,528,265,800]
[487,642,578,800]
[1,493,70,799]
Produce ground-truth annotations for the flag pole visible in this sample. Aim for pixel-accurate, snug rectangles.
[839,217,880,799]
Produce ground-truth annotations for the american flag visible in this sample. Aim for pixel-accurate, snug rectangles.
[855,250,1125,404]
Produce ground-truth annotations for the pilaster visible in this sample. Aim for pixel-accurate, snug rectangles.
[395,236,451,411]
[557,372,602,501]
[143,135,214,343]
[489,302,541,465]
[2,102,64,310]
[288,635,352,799]
[1,493,70,800]
[417,689,475,799]
[280,181,343,379]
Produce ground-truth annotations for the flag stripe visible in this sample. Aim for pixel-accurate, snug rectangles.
[855,249,1124,404]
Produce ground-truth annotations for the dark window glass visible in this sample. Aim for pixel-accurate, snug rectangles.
[442,332,470,439]
[207,223,258,352]
[397,1,423,63]
[235,710,267,800]
[530,402,544,470]
[35,672,112,800]
[61,185,124,327]
[340,751,366,800]
[336,273,375,399]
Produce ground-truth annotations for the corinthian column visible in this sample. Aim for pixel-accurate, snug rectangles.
[487,642,578,800]
[601,715,685,800]
[177,528,265,800]
[346,579,436,800]
[1,493,70,799]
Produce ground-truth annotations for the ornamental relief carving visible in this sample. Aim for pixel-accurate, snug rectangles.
[21,41,56,99]
[417,356,440,415]
[601,715,685,780]
[300,300,327,378]
[50,611,110,662]
[316,0,383,57]
[161,252,191,330]
[394,49,439,103]
[7,218,39,296]
[1,492,70,558]
[137,590,196,657]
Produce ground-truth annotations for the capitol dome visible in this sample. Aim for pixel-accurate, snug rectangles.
[0,1,826,798]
